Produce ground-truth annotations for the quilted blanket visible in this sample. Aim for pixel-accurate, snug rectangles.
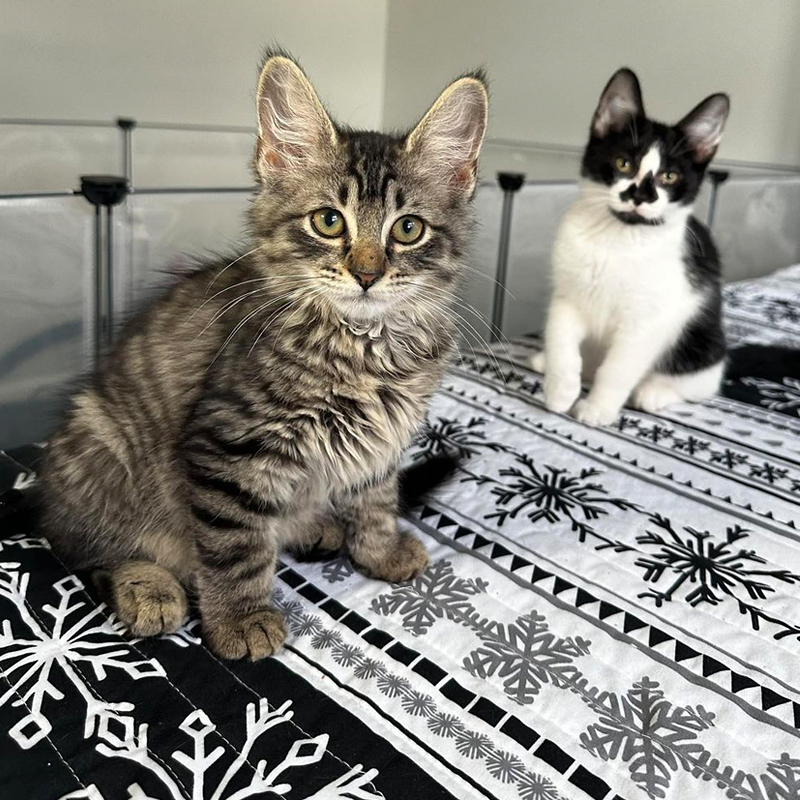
[2,265,800,800]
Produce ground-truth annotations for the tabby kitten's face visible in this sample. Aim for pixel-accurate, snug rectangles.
[248,54,488,323]
[581,68,729,226]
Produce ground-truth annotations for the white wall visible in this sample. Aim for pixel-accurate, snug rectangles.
[1,0,388,129]
[383,0,800,169]
[0,0,388,192]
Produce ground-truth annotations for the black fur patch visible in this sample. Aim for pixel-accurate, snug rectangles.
[656,217,725,375]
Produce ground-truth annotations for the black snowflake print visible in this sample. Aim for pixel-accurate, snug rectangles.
[760,297,800,326]
[581,677,715,799]
[709,447,749,469]
[615,415,642,433]
[635,423,674,443]
[463,453,638,551]
[463,610,591,706]
[670,435,710,455]
[371,559,488,636]
[411,415,509,462]
[635,515,800,639]
[748,462,789,484]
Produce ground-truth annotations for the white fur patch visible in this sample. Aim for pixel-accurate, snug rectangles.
[608,144,668,222]
[541,190,714,424]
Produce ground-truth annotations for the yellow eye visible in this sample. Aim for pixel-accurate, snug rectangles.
[614,157,634,174]
[659,170,680,186]
[391,215,425,245]
[311,208,346,238]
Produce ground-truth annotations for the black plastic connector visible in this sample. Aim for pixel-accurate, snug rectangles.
[79,175,130,207]
[498,172,525,193]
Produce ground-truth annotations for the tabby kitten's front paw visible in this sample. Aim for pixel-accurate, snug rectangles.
[573,398,619,427]
[204,608,287,661]
[355,533,429,583]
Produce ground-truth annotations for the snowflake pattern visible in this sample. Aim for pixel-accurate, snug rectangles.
[0,561,162,750]
[742,376,800,416]
[463,452,638,550]
[635,515,800,638]
[410,415,509,462]
[371,560,488,636]
[709,448,749,469]
[581,677,715,799]
[61,701,384,800]
[463,611,591,705]
[670,435,710,455]
[748,462,790,484]
[321,558,355,584]
[275,589,569,800]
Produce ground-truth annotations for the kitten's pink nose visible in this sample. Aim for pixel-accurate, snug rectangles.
[351,271,381,289]
[346,239,386,291]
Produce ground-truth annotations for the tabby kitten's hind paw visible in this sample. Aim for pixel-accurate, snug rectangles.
[355,533,429,583]
[204,608,287,661]
[93,561,187,637]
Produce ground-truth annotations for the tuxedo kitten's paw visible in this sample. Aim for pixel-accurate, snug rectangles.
[204,608,287,661]
[544,375,581,414]
[529,351,546,373]
[573,398,619,427]
[632,383,682,414]
[94,562,187,637]
[356,533,429,583]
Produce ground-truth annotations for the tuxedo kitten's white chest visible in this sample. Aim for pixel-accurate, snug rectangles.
[552,198,700,345]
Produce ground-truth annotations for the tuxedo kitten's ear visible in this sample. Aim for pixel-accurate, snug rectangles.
[678,93,730,163]
[254,52,336,180]
[405,73,488,197]
[592,68,644,138]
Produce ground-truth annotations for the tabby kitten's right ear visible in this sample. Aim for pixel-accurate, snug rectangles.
[254,51,336,181]
[591,68,644,138]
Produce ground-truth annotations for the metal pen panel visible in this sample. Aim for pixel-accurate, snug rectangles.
[0,195,93,449]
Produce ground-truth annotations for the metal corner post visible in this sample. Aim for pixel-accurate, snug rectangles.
[116,117,137,184]
[706,169,729,229]
[79,175,130,366]
[490,172,525,343]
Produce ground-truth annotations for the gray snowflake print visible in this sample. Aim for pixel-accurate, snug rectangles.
[371,559,488,636]
[463,610,591,705]
[581,677,715,799]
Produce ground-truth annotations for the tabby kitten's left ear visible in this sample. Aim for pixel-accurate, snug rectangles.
[254,51,337,181]
[405,72,489,198]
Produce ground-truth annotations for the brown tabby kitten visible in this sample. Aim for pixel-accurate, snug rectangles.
[39,51,488,661]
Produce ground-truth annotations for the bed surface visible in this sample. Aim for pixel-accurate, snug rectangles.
[2,265,800,800]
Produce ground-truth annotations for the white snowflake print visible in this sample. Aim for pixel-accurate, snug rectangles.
[742,376,800,415]
[59,700,385,800]
[0,559,163,750]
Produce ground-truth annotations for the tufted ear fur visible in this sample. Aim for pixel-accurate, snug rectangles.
[254,52,336,181]
[678,93,730,163]
[591,68,644,138]
[405,74,488,197]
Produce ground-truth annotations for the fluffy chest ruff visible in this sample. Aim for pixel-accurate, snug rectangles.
[190,314,452,509]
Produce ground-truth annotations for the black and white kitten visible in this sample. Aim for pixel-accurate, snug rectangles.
[532,68,730,426]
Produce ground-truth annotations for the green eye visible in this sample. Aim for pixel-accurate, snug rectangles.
[311,208,345,238]
[391,215,425,245]
[659,170,680,186]
[614,156,634,174]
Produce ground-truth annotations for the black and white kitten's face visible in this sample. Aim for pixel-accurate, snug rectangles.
[581,68,729,226]
[249,52,488,323]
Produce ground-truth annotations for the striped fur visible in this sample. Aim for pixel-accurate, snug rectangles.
[39,50,488,660]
